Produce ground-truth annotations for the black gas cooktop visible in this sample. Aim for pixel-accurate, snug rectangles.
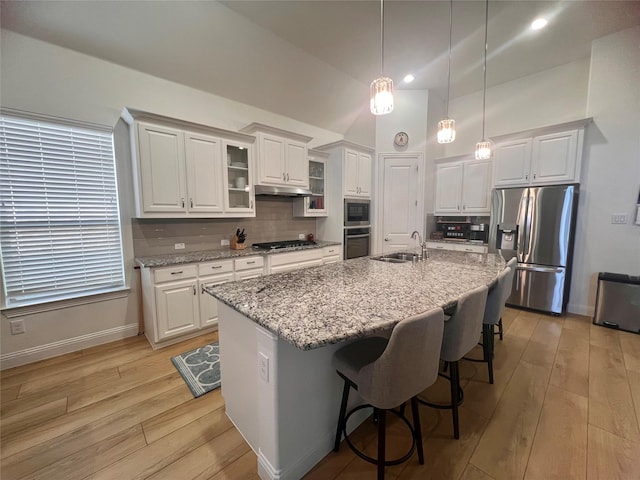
[252,240,317,250]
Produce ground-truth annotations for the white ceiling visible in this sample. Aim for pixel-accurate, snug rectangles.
[2,0,640,133]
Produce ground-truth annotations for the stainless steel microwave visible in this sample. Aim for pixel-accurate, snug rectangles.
[344,199,370,226]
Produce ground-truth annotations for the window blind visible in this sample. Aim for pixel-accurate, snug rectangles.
[0,113,125,307]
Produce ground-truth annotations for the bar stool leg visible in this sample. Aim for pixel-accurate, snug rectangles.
[410,396,424,464]
[450,361,460,439]
[484,324,494,385]
[334,379,350,452]
[377,409,386,480]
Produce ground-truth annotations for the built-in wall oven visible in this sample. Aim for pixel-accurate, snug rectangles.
[344,199,370,226]
[344,227,371,259]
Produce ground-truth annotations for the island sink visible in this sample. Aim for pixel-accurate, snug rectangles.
[372,252,422,263]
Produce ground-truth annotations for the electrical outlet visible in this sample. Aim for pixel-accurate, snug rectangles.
[298,233,306,240]
[221,239,230,246]
[611,214,628,224]
[174,243,186,250]
[10,319,25,335]
[258,352,269,382]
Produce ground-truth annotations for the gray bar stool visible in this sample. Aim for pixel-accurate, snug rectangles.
[333,307,445,480]
[419,285,487,439]
[495,257,518,340]
[481,265,516,383]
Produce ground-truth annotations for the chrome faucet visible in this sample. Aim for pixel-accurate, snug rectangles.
[411,231,428,260]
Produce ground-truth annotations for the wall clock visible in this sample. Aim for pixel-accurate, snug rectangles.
[394,131,409,147]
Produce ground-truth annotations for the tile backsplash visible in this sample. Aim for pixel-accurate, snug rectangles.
[132,197,316,257]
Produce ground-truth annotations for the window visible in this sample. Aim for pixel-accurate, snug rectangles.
[0,111,125,308]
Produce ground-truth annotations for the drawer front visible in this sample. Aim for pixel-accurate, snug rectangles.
[154,264,198,283]
[235,256,265,271]
[270,249,323,267]
[198,259,233,276]
[322,245,342,258]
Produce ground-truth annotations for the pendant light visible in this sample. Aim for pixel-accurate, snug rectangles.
[370,0,394,115]
[475,0,491,160]
[437,0,456,144]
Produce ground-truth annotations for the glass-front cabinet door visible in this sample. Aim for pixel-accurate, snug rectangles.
[307,158,326,214]
[293,151,328,217]
[223,140,255,216]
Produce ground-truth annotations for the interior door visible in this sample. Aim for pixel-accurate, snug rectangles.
[379,154,423,254]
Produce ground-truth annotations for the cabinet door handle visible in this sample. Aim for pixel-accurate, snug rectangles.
[181,198,185,208]
[463,205,466,210]
[201,286,206,294]
[533,173,537,179]
[283,173,286,181]
[193,285,196,295]
[457,205,460,210]
[250,200,253,209]
[246,260,256,265]
[211,265,222,269]
[190,198,193,208]
[525,173,529,180]
[286,173,289,182]
[170,271,183,275]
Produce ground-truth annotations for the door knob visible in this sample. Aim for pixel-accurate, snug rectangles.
[384,236,389,241]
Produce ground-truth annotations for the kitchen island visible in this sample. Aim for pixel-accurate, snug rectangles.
[206,250,505,480]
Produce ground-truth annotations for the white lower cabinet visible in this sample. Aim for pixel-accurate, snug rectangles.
[426,242,488,254]
[322,245,343,264]
[198,259,234,329]
[234,256,265,280]
[143,264,201,347]
[142,247,340,348]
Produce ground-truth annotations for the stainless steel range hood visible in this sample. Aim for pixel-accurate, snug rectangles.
[254,184,313,197]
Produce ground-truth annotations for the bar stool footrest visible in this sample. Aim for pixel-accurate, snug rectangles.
[342,404,417,467]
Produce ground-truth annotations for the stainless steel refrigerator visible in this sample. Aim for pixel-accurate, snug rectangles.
[488,184,579,314]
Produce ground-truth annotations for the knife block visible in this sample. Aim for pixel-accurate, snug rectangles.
[230,235,246,250]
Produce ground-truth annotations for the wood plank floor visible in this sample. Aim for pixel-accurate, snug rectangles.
[1,308,639,480]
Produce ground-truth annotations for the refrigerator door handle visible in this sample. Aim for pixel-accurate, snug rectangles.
[516,264,564,274]
[516,189,529,262]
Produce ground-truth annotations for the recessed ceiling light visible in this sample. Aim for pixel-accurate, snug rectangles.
[403,74,415,84]
[531,18,548,30]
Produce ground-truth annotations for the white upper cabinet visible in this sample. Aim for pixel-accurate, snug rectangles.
[434,158,492,215]
[185,132,224,213]
[344,148,372,198]
[293,150,329,217]
[137,122,187,214]
[531,130,578,184]
[492,120,589,187]
[240,123,312,188]
[122,108,256,218]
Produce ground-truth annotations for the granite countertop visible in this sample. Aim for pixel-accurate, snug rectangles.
[135,240,341,268]
[206,249,505,351]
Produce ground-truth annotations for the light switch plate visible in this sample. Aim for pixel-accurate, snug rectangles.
[221,239,230,246]
[10,319,25,335]
[298,233,306,240]
[174,243,186,250]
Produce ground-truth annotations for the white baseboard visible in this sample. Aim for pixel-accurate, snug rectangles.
[0,323,139,370]
[566,303,594,317]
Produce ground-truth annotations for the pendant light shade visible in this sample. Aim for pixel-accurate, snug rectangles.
[438,0,456,144]
[370,0,393,115]
[475,140,492,160]
[475,0,491,159]
[371,77,394,115]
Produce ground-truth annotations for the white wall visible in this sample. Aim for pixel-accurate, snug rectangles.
[443,58,590,157]
[0,30,348,368]
[569,26,640,315]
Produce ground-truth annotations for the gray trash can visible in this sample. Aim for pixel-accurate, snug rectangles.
[593,272,640,334]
